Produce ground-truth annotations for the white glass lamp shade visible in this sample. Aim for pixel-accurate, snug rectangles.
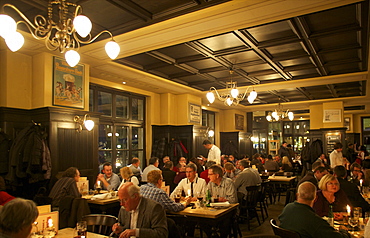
[5,31,24,52]
[0,14,16,38]
[208,129,215,137]
[230,88,239,98]
[226,97,233,106]
[73,15,92,38]
[249,90,257,101]
[105,41,120,59]
[288,111,294,121]
[65,50,80,67]
[84,119,94,131]
[266,115,272,122]
[206,91,215,103]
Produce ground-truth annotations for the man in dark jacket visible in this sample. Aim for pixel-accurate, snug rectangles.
[278,141,290,159]
[334,165,370,214]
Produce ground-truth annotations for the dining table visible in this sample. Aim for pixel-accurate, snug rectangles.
[56,227,107,237]
[266,175,297,204]
[82,193,120,216]
[167,203,239,237]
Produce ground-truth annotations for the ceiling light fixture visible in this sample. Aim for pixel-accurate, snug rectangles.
[0,0,120,67]
[266,99,294,122]
[74,114,94,132]
[206,70,257,106]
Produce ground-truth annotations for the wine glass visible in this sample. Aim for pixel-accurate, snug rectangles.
[196,191,204,207]
[348,217,358,232]
[76,221,87,237]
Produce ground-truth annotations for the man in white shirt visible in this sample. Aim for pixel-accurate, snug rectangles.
[171,163,207,201]
[142,157,160,182]
[330,142,346,169]
[202,140,221,165]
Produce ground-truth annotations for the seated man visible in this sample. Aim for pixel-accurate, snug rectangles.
[334,165,370,214]
[141,170,191,212]
[95,162,121,190]
[223,162,240,180]
[0,198,39,238]
[142,157,160,182]
[297,166,328,188]
[279,181,350,238]
[264,155,280,172]
[49,167,82,208]
[127,157,142,181]
[207,164,237,203]
[171,163,207,201]
[234,159,262,196]
[112,182,168,238]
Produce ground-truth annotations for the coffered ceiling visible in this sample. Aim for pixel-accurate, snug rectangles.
[1,0,369,114]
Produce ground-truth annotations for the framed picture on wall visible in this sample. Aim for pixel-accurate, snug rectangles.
[189,103,201,124]
[235,114,244,130]
[53,56,84,109]
[323,109,341,123]
[344,117,351,131]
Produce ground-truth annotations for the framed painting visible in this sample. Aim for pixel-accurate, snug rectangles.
[189,103,201,124]
[53,57,84,109]
[323,109,341,123]
[235,114,244,130]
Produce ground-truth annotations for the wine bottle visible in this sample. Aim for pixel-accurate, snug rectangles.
[328,204,334,227]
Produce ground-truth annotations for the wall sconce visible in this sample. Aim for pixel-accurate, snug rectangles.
[74,114,94,132]
[205,127,215,138]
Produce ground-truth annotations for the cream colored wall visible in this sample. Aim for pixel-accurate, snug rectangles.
[322,101,344,128]
[310,104,323,129]
[310,102,345,129]
[0,50,32,109]
[219,109,246,132]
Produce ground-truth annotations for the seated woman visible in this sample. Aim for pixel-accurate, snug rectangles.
[0,176,15,206]
[49,167,81,208]
[313,174,351,219]
[118,167,139,190]
[281,156,293,172]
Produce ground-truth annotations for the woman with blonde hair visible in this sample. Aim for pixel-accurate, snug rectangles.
[313,174,351,219]
[118,167,139,190]
[281,156,293,172]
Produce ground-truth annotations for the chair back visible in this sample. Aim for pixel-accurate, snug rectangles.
[285,187,296,205]
[245,185,260,207]
[82,214,118,236]
[270,219,300,238]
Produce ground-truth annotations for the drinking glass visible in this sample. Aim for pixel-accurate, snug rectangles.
[348,217,358,232]
[196,191,204,207]
[174,189,182,203]
[75,221,87,238]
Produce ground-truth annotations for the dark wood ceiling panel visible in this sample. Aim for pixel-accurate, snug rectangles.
[198,33,246,51]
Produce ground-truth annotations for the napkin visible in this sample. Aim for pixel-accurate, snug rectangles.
[90,193,112,200]
[210,201,230,207]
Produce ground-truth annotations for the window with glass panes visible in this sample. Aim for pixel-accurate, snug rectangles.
[90,84,145,173]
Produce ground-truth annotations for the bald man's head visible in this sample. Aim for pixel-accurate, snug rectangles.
[297,182,317,203]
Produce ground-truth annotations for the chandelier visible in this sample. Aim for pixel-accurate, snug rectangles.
[0,0,120,67]
[206,70,257,106]
[266,101,294,122]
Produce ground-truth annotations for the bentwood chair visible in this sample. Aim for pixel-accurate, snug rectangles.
[270,219,301,238]
[239,185,261,230]
[82,214,118,236]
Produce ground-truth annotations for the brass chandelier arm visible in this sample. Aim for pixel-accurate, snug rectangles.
[76,30,114,45]
[2,4,38,30]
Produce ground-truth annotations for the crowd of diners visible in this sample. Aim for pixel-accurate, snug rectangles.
[2,140,370,237]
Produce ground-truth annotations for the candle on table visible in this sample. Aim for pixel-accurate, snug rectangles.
[97,180,101,188]
[48,218,53,228]
[347,205,351,216]
[264,170,267,174]
[360,179,363,187]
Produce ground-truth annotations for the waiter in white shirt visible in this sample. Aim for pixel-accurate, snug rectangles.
[202,140,221,165]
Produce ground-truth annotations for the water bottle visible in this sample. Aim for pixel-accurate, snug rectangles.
[206,189,211,207]
[328,205,334,227]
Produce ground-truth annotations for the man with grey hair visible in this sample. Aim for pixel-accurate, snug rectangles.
[112,182,168,238]
[207,165,237,203]
[234,159,262,196]
[0,198,39,238]
[278,182,350,238]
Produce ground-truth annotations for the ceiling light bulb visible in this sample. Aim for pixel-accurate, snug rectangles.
[249,90,257,100]
[226,98,233,106]
[105,41,120,59]
[272,111,277,118]
[73,15,92,38]
[231,88,239,98]
[206,92,215,103]
[0,14,16,38]
[65,50,80,67]
[288,111,294,121]
[84,119,94,131]
[266,115,272,122]
[5,31,24,52]
[208,130,214,137]
[247,95,255,104]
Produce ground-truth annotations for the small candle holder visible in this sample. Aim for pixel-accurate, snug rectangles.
[43,226,56,238]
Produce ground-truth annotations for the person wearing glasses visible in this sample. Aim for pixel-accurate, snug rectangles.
[140,170,191,212]
[207,164,237,203]
[313,174,351,219]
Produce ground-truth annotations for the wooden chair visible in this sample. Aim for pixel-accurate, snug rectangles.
[82,214,118,236]
[257,180,269,221]
[239,185,261,230]
[285,187,296,206]
[270,219,301,238]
